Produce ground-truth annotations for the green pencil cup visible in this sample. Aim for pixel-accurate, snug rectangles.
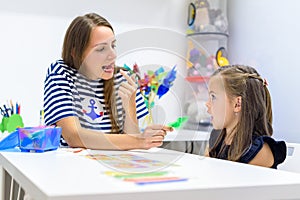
[0,114,24,133]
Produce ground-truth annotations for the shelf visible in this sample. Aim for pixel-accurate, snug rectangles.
[187,32,228,44]
[187,32,229,38]
[185,76,210,83]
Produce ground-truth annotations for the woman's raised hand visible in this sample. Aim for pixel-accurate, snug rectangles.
[118,69,138,112]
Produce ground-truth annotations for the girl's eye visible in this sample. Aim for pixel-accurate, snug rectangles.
[210,94,216,101]
[112,44,116,49]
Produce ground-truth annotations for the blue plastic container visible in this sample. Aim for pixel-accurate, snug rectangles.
[0,130,19,150]
[18,126,62,152]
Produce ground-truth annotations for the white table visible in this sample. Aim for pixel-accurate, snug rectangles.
[1,148,300,200]
[163,129,210,155]
[164,129,210,141]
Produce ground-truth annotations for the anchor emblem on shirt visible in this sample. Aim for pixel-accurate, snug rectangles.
[82,99,103,120]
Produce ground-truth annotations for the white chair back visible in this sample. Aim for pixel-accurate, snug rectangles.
[278,143,300,173]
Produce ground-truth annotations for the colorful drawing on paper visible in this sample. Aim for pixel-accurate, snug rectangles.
[84,153,188,185]
[105,170,188,185]
[84,153,174,169]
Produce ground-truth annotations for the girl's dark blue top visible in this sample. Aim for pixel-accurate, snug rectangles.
[210,132,286,169]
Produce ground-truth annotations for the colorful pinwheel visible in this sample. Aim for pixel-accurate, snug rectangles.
[124,64,177,125]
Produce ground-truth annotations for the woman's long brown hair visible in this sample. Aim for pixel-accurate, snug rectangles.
[61,13,120,133]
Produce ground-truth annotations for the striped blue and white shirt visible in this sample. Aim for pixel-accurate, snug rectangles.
[44,60,148,136]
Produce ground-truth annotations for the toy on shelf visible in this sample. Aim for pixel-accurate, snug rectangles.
[123,64,177,126]
[184,42,215,127]
[216,47,229,67]
[186,40,217,78]
[187,0,228,35]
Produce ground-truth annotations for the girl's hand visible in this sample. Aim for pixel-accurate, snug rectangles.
[137,124,174,149]
[118,69,137,112]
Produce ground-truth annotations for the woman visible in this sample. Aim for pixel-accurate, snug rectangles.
[44,13,172,150]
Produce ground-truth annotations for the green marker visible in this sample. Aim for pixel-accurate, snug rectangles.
[167,116,189,129]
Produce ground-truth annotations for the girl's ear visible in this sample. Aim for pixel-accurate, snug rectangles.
[234,96,242,113]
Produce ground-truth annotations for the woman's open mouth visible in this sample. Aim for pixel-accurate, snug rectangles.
[102,64,114,73]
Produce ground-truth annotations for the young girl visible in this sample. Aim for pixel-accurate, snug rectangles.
[43,13,172,150]
[205,65,286,168]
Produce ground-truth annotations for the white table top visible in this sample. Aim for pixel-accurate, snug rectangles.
[1,148,300,200]
[164,129,210,141]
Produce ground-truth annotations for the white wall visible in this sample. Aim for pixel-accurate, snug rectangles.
[227,0,300,142]
[0,10,65,126]
[0,0,189,127]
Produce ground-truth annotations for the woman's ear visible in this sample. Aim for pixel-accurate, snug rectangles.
[71,48,75,58]
[234,96,242,113]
